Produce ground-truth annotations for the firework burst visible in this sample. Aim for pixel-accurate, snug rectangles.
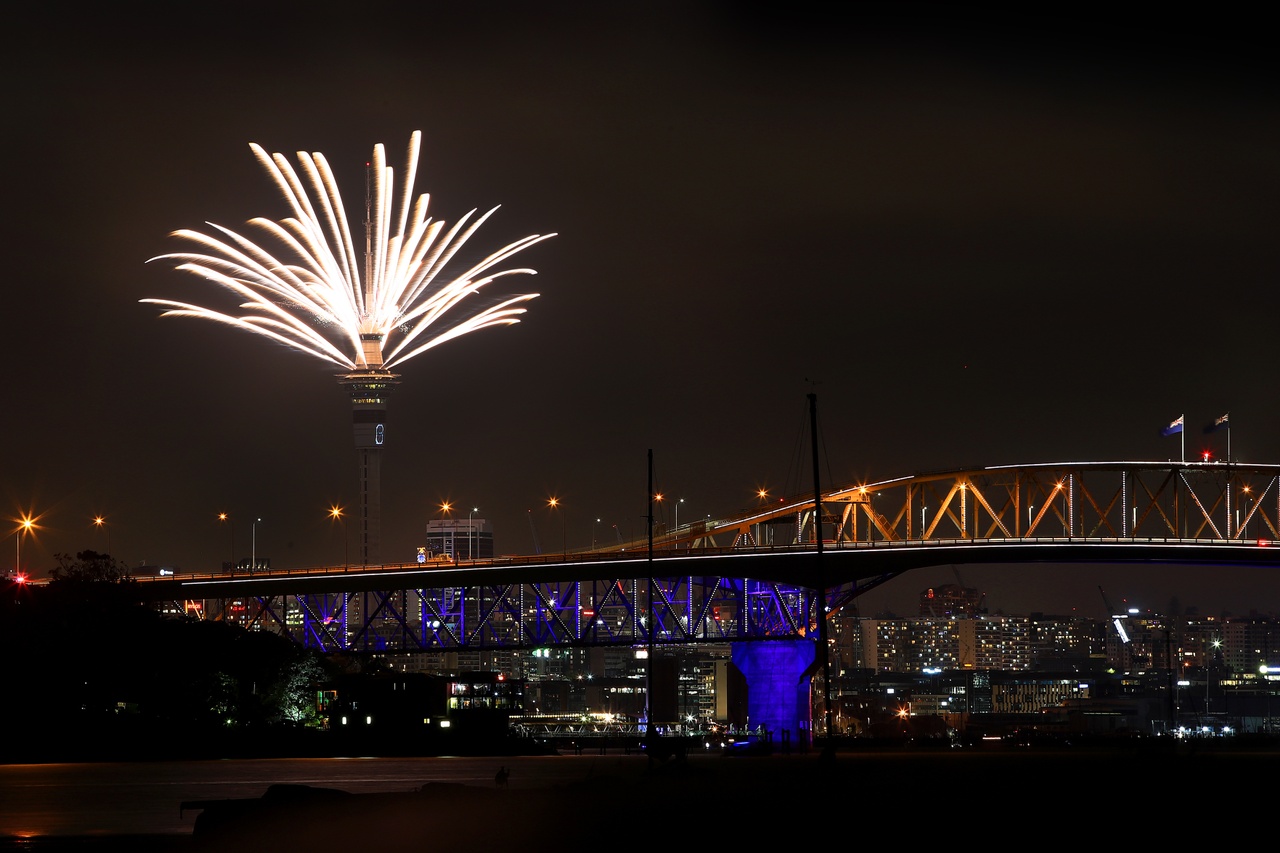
[143,131,554,371]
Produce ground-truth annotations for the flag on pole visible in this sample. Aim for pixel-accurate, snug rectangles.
[1203,413,1229,434]
[1161,415,1184,437]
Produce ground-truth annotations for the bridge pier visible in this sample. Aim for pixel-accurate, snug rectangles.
[732,639,815,749]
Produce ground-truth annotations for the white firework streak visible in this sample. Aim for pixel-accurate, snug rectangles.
[143,131,553,370]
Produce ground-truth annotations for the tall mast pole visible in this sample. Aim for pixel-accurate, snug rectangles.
[645,449,657,763]
[810,393,835,757]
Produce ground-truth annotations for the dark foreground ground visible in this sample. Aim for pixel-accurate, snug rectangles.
[5,741,1276,852]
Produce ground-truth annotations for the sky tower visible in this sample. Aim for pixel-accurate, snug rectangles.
[145,131,554,570]
[335,164,401,566]
[338,333,399,565]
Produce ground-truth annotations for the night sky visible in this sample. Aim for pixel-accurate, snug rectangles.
[5,5,1279,619]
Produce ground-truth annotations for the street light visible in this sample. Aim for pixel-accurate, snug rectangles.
[1056,482,1067,535]
[1028,505,1035,536]
[439,502,455,561]
[329,505,348,569]
[547,497,565,557]
[93,515,111,557]
[14,513,36,576]
[674,498,685,547]
[251,517,262,573]
[755,489,770,546]
[920,506,928,540]
[1243,487,1253,539]
[468,507,478,561]
[218,512,234,574]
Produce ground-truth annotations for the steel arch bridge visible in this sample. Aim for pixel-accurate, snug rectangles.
[137,460,1280,653]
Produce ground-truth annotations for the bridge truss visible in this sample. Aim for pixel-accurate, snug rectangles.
[195,574,820,654]
[149,461,1280,654]
[665,460,1280,550]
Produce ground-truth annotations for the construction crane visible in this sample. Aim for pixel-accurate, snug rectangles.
[527,509,541,555]
[1098,585,1130,644]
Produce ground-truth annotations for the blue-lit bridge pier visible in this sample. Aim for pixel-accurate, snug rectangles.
[132,460,1280,653]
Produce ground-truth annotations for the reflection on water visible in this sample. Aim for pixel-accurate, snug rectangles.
[1,755,628,839]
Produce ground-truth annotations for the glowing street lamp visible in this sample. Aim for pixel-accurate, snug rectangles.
[674,498,685,550]
[217,512,234,574]
[547,497,566,557]
[329,505,348,569]
[14,513,36,576]
[1056,482,1067,536]
[93,515,111,557]
[251,517,263,573]
[1242,487,1253,539]
[439,502,455,561]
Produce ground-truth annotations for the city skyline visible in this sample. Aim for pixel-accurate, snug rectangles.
[4,7,1279,618]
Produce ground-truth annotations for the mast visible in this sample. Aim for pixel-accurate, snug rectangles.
[810,393,835,757]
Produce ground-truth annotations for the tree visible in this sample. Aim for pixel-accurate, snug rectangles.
[48,549,131,584]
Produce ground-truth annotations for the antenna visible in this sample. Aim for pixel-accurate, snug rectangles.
[364,158,373,309]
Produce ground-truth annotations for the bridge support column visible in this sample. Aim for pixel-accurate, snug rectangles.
[732,639,815,750]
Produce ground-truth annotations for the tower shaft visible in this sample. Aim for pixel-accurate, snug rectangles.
[338,350,400,565]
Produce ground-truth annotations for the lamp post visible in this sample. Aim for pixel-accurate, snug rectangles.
[14,514,35,576]
[329,505,348,569]
[1243,488,1253,539]
[1028,505,1034,536]
[674,498,684,550]
[468,507,478,561]
[251,517,262,573]
[1056,482,1067,536]
[439,502,454,561]
[93,515,111,557]
[548,497,565,557]
[217,512,234,573]
[756,489,769,546]
[920,506,928,540]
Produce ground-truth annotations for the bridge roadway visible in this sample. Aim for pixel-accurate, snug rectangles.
[128,460,1280,652]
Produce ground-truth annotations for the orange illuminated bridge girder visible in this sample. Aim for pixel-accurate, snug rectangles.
[123,459,1280,597]
[120,459,1280,653]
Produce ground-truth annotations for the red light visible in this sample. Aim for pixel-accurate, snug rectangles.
[13,574,26,585]
[1259,539,1270,547]
[1202,451,1212,462]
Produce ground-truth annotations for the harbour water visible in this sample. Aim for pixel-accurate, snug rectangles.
[1,754,622,840]
[4,744,1275,850]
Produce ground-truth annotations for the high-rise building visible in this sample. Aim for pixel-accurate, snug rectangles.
[424,517,494,561]
[918,583,984,617]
